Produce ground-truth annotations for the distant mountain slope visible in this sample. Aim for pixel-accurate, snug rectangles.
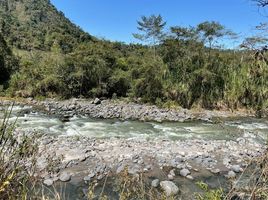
[0,0,93,52]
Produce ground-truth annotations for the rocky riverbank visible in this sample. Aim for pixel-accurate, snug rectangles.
[0,98,267,198]
[30,132,265,198]
[4,97,256,123]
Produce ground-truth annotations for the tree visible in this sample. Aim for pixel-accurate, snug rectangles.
[133,14,166,59]
[0,33,18,87]
[170,26,197,41]
[240,36,268,51]
[197,21,232,49]
[133,57,167,103]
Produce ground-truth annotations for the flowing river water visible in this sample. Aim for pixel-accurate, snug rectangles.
[1,104,268,199]
[1,105,268,142]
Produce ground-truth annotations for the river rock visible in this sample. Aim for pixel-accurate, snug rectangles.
[170,159,180,167]
[223,157,231,166]
[83,176,91,182]
[168,174,174,180]
[144,165,152,171]
[160,181,179,197]
[95,163,106,174]
[151,179,160,188]
[59,172,71,182]
[128,165,141,175]
[210,169,220,174]
[186,175,194,180]
[97,174,105,180]
[43,178,53,186]
[116,165,125,174]
[180,168,190,177]
[60,115,71,123]
[88,173,95,178]
[79,155,87,162]
[226,171,236,179]
[169,169,176,177]
[93,98,101,105]
[42,138,54,145]
[231,165,243,173]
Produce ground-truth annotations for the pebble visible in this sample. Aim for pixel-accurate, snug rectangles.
[180,169,190,177]
[210,169,220,174]
[116,165,125,174]
[83,176,91,182]
[93,98,101,105]
[79,156,87,162]
[151,179,160,188]
[223,158,231,166]
[180,152,186,156]
[168,174,174,180]
[226,171,236,179]
[169,169,176,177]
[43,179,53,186]
[97,174,105,180]
[88,173,95,178]
[160,181,179,197]
[231,165,243,173]
[59,172,71,182]
[186,175,194,180]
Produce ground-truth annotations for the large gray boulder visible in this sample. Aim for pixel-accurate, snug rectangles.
[160,181,179,197]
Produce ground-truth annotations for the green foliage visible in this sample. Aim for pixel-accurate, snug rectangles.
[0,0,267,113]
[195,181,224,200]
[132,56,167,103]
[108,68,131,97]
[0,33,18,87]
[0,0,93,52]
[133,14,166,45]
[170,26,198,41]
[8,50,66,98]
[197,21,234,48]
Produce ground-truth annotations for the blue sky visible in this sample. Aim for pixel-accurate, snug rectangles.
[51,0,266,45]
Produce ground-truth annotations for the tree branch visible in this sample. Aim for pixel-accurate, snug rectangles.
[254,0,268,7]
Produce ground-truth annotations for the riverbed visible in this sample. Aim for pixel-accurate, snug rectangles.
[0,102,267,199]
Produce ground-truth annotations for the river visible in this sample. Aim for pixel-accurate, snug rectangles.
[1,105,268,142]
[0,104,268,199]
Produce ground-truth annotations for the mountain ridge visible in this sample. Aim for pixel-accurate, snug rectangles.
[0,0,93,52]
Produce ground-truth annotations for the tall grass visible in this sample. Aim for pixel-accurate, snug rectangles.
[0,103,39,199]
[87,167,175,200]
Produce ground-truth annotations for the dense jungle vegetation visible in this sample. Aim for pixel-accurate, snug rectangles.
[0,0,267,113]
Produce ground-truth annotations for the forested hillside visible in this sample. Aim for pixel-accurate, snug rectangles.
[0,0,92,52]
[0,0,267,114]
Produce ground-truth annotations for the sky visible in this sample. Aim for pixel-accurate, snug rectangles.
[50,0,267,46]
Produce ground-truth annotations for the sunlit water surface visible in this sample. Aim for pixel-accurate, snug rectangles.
[0,105,267,142]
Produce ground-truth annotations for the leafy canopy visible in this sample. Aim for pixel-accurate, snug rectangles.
[133,14,166,45]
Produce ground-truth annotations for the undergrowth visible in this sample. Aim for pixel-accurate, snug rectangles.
[0,103,40,199]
